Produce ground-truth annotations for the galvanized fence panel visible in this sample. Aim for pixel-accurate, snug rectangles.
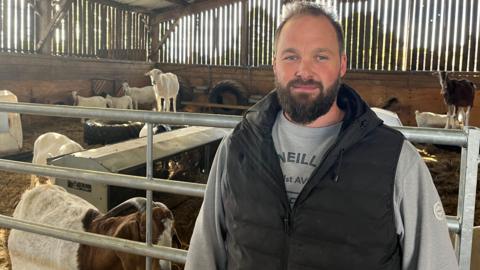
[0,102,477,269]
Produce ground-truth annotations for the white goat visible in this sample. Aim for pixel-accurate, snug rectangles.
[122,82,156,110]
[72,91,110,108]
[106,94,133,110]
[371,107,403,127]
[145,69,180,112]
[72,91,110,123]
[30,132,84,187]
[415,110,461,128]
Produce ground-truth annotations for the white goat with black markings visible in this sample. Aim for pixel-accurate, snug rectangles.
[30,132,84,188]
[106,94,133,110]
[122,82,157,110]
[145,69,180,112]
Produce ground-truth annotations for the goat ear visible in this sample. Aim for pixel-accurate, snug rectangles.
[113,215,142,242]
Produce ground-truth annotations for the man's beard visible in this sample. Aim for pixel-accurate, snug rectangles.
[276,76,342,125]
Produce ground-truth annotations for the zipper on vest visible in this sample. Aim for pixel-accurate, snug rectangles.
[283,211,291,234]
[333,149,345,182]
[283,209,292,270]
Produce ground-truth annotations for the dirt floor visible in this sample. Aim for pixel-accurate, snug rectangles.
[0,114,478,270]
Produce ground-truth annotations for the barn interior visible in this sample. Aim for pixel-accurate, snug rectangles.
[1,0,480,270]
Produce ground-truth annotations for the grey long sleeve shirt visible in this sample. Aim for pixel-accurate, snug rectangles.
[185,133,459,270]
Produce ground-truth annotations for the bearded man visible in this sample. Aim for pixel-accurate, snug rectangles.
[185,2,458,270]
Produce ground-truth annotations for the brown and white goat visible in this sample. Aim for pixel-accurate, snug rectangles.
[438,71,477,128]
[8,184,174,270]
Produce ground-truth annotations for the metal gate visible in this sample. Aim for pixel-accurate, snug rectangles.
[0,102,477,270]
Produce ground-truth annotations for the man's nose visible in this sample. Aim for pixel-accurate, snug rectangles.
[294,60,314,80]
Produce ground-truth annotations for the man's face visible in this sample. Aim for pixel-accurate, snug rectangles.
[273,15,347,124]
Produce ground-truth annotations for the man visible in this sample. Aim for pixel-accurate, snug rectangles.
[185,2,458,269]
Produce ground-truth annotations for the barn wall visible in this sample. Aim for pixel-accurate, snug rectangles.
[158,63,480,127]
[0,53,153,105]
[1,53,479,127]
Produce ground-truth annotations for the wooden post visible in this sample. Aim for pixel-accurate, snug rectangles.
[149,15,160,62]
[240,0,249,66]
[37,0,74,54]
[37,0,52,54]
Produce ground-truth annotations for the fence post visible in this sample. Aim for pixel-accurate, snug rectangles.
[456,127,480,269]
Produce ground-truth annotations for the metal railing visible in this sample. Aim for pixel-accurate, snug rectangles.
[0,102,478,270]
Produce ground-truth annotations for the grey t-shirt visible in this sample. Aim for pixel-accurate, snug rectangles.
[272,111,342,207]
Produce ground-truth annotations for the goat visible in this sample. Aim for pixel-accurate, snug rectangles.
[72,91,110,108]
[414,110,460,128]
[72,91,110,123]
[8,184,174,270]
[30,132,84,187]
[145,69,180,112]
[122,82,157,110]
[438,71,476,128]
[106,94,133,110]
[371,108,403,127]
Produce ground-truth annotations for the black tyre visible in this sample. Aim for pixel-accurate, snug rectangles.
[83,120,144,145]
[176,75,194,110]
[208,80,249,115]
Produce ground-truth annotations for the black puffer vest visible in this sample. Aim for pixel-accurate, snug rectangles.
[223,84,404,270]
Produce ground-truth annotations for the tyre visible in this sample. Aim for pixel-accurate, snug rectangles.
[83,120,144,145]
[176,75,194,110]
[208,80,249,115]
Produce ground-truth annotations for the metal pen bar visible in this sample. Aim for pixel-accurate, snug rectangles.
[397,126,468,147]
[146,122,154,270]
[0,102,242,128]
[0,160,206,197]
[0,102,468,146]
[0,214,187,264]
[456,128,480,269]
[0,159,465,233]
[447,215,461,234]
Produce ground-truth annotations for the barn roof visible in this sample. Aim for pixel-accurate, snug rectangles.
[108,0,236,21]
[112,0,189,10]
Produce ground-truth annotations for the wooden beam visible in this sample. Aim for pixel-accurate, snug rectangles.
[149,17,183,61]
[240,0,248,66]
[37,0,74,53]
[90,0,151,14]
[154,0,238,22]
[149,19,160,61]
[165,0,190,7]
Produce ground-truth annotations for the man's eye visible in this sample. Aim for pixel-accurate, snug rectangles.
[316,55,329,61]
[283,55,298,61]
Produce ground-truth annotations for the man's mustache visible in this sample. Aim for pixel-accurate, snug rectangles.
[287,78,324,90]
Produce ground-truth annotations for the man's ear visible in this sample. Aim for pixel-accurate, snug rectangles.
[340,53,347,78]
[272,55,278,76]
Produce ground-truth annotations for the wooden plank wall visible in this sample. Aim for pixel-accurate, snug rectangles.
[2,53,480,127]
[0,53,151,105]
[157,63,480,127]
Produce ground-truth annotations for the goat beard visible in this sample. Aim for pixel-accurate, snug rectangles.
[276,77,342,125]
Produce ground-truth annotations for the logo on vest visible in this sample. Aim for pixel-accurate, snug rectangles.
[433,201,445,221]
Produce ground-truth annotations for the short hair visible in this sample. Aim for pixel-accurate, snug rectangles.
[274,1,345,54]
